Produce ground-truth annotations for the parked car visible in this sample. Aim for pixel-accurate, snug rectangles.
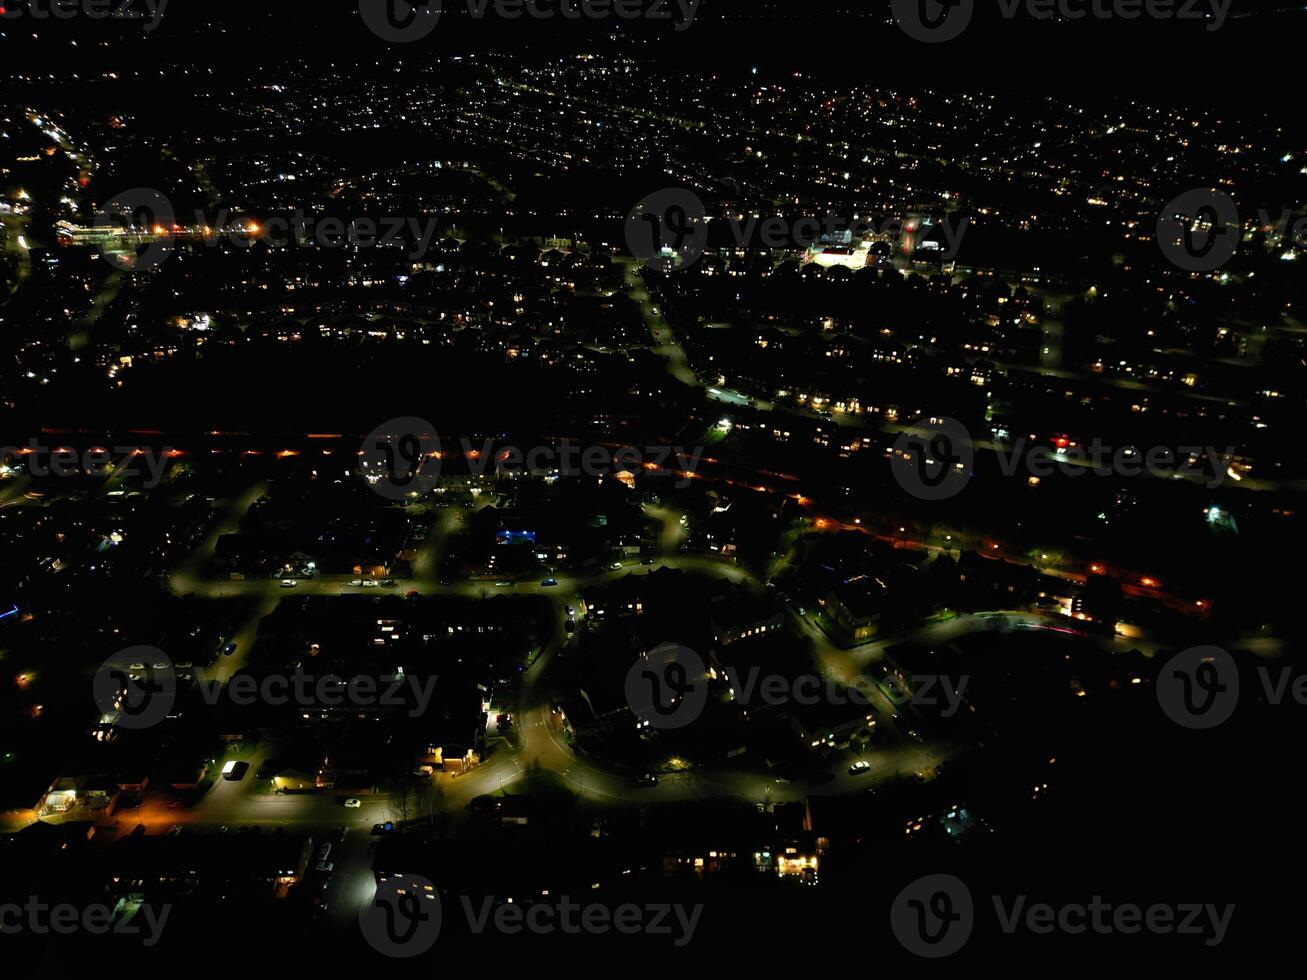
[222,760,249,781]
[280,579,297,588]
[635,773,658,787]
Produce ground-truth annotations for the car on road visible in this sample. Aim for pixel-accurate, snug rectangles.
[848,761,872,775]
[906,729,925,743]
[349,579,363,587]
[280,579,297,588]
[640,558,655,565]
[222,760,249,781]
[540,577,558,587]
[343,798,361,808]
[608,561,623,571]
[223,642,237,655]
[634,773,658,787]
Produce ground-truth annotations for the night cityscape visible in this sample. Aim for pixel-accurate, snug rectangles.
[0,0,1303,965]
